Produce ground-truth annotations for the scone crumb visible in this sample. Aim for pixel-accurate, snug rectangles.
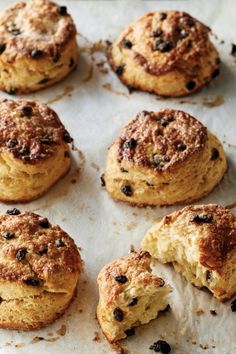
[93,331,101,342]
[195,308,205,316]
[56,324,67,336]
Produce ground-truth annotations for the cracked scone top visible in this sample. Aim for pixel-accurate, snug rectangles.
[108,10,220,97]
[0,209,82,329]
[142,204,236,301]
[97,251,171,342]
[103,109,227,206]
[0,0,78,93]
[0,98,73,202]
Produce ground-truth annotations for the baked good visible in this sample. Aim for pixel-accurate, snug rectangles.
[103,109,227,206]
[0,209,82,330]
[142,204,236,302]
[96,251,171,343]
[0,0,78,93]
[108,10,220,97]
[0,98,73,203]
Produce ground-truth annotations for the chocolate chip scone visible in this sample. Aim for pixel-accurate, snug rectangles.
[142,204,236,301]
[103,109,227,206]
[108,10,220,97]
[97,251,171,343]
[0,209,82,330]
[0,0,78,93]
[0,98,73,203]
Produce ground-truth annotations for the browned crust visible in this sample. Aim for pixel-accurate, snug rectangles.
[0,98,72,164]
[0,0,77,62]
[108,10,220,97]
[0,162,71,204]
[97,251,164,306]
[163,204,236,272]
[116,109,207,173]
[0,211,81,283]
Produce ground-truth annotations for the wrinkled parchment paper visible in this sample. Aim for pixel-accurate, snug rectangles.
[0,1,235,353]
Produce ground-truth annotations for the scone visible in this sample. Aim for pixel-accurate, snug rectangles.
[0,0,78,93]
[0,98,73,203]
[142,204,236,302]
[96,251,171,343]
[0,209,82,330]
[103,109,227,206]
[108,10,220,97]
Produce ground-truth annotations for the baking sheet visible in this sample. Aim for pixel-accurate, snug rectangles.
[0,0,235,353]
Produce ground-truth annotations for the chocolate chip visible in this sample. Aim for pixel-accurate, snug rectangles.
[39,218,50,228]
[55,238,65,247]
[24,278,40,286]
[176,143,186,152]
[150,340,171,353]
[159,13,167,21]
[100,174,106,187]
[179,28,188,38]
[159,279,165,287]
[69,57,74,68]
[31,49,43,59]
[38,78,49,84]
[64,151,70,158]
[128,297,138,307]
[6,208,21,215]
[20,106,33,117]
[41,136,54,145]
[124,138,137,149]
[206,270,212,281]
[58,6,67,15]
[120,167,128,173]
[39,246,48,256]
[63,130,73,143]
[190,214,213,223]
[211,148,219,160]
[2,232,15,240]
[153,39,173,52]
[216,57,221,65]
[124,328,135,336]
[231,298,236,312]
[115,275,128,284]
[53,53,61,63]
[184,17,195,27]
[6,139,18,148]
[113,308,124,322]
[11,28,21,36]
[231,43,236,56]
[115,65,124,75]
[121,185,132,197]
[16,248,27,261]
[7,89,16,95]
[153,155,170,167]
[0,43,6,54]
[186,81,196,90]
[18,146,30,156]
[212,68,220,79]
[210,310,217,316]
[122,39,132,49]
[159,119,169,127]
[152,29,163,37]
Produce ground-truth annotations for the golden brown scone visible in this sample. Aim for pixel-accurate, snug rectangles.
[108,10,220,97]
[96,251,171,343]
[142,204,236,302]
[0,98,73,203]
[0,0,78,93]
[103,109,227,206]
[0,209,82,330]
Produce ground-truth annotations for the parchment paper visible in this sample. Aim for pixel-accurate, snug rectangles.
[0,1,235,353]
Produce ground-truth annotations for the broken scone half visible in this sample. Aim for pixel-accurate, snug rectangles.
[142,204,236,302]
[96,251,171,343]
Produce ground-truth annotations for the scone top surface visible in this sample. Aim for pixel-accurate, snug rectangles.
[166,204,236,272]
[0,209,81,290]
[98,251,165,306]
[109,10,219,96]
[0,98,72,164]
[0,0,76,62]
[116,109,207,173]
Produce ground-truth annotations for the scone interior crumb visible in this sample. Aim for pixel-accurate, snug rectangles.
[97,251,171,342]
